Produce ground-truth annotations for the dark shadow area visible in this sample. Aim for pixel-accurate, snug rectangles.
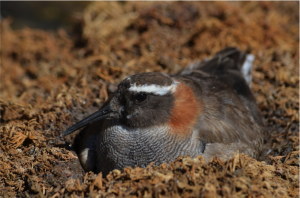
[1,1,90,30]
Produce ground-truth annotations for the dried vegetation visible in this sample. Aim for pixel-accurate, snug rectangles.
[0,2,299,198]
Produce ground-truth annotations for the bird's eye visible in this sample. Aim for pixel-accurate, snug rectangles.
[134,93,148,103]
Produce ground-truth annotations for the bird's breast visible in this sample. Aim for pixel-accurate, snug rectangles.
[95,119,204,175]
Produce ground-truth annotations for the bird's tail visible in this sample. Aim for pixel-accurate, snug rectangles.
[183,47,255,88]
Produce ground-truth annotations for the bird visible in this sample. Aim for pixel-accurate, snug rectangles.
[64,47,265,176]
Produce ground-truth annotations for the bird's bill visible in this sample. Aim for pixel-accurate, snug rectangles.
[63,105,114,136]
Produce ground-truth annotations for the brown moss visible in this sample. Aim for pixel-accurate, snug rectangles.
[0,1,298,197]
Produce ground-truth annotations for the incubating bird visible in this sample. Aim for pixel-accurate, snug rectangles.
[64,47,265,176]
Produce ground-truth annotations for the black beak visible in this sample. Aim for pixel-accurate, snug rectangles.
[63,105,114,136]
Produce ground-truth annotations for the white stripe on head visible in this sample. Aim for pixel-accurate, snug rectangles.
[129,81,179,95]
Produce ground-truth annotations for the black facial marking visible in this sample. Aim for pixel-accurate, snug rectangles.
[134,93,148,103]
[125,92,174,127]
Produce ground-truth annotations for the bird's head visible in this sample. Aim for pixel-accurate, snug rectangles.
[64,72,201,136]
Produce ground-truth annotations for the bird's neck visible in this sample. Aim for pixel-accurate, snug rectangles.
[169,81,203,137]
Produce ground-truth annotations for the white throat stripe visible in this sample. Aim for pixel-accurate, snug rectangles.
[129,82,179,95]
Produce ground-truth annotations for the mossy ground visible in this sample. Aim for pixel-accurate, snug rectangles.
[0,2,298,197]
